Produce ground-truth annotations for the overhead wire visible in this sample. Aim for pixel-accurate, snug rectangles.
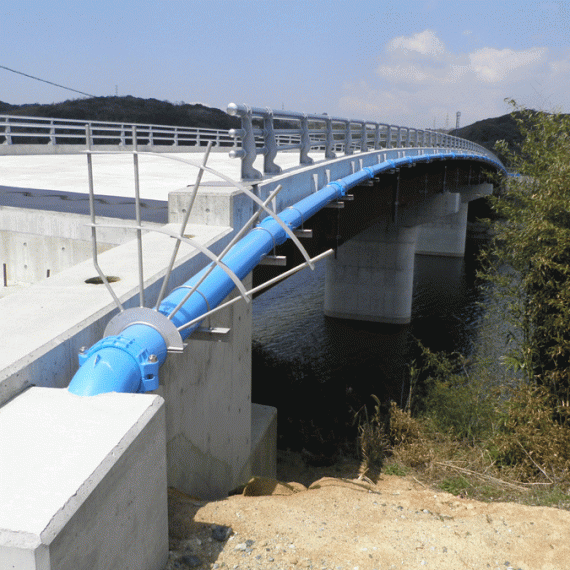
[0,64,96,98]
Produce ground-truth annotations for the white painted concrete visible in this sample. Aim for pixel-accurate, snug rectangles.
[0,387,167,570]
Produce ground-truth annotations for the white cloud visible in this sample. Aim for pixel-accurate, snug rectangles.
[388,30,445,56]
[469,47,546,83]
[339,30,570,127]
[377,64,431,83]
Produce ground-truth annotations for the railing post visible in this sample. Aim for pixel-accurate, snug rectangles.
[49,119,56,145]
[228,103,262,180]
[173,127,179,147]
[120,124,126,146]
[148,125,154,147]
[324,117,336,159]
[374,124,381,149]
[344,121,353,155]
[2,117,11,145]
[300,114,313,165]
[396,127,402,148]
[263,108,281,174]
[360,122,367,152]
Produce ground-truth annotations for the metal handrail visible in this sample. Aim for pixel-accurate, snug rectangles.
[0,114,235,148]
[0,106,496,180]
[227,103,490,180]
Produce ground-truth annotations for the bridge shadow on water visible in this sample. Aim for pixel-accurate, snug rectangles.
[252,238,487,463]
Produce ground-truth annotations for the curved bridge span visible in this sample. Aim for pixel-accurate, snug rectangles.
[65,104,504,396]
[0,103,505,568]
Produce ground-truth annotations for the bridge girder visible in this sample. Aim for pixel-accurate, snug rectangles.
[252,159,495,291]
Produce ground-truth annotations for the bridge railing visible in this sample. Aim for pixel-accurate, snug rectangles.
[0,114,235,151]
[226,103,484,180]
[0,107,494,180]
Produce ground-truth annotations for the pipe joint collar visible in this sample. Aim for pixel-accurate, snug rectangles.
[328,180,346,198]
[79,335,160,392]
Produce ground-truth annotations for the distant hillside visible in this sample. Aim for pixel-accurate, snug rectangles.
[0,96,240,130]
[452,110,570,165]
[451,112,525,164]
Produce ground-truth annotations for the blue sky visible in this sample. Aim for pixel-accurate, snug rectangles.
[2,0,569,128]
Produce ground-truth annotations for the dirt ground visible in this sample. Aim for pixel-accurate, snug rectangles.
[166,453,570,570]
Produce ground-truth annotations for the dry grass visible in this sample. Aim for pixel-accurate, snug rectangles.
[358,399,570,509]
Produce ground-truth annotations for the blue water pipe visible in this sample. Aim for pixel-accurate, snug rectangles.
[68,151,505,396]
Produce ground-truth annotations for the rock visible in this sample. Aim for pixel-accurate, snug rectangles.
[179,554,202,568]
[308,477,376,493]
[212,524,232,542]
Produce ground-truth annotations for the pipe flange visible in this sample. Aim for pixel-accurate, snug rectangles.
[78,335,159,392]
[104,307,185,353]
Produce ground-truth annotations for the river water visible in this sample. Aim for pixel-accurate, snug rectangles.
[251,235,487,456]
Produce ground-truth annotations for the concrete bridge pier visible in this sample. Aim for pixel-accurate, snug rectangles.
[416,182,493,257]
[324,222,418,324]
[324,187,485,325]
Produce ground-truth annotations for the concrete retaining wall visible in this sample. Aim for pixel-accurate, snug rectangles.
[0,206,162,285]
[0,194,277,568]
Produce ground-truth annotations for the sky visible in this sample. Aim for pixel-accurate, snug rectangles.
[1,0,569,129]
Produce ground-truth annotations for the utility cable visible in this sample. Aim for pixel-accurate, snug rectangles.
[0,64,96,98]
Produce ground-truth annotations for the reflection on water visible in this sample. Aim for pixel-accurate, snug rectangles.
[252,242,486,453]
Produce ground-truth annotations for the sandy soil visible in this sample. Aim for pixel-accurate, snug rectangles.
[166,463,570,570]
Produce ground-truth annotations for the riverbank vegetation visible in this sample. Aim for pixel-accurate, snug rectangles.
[357,102,570,509]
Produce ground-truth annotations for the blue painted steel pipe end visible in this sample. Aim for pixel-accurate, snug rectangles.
[68,334,161,396]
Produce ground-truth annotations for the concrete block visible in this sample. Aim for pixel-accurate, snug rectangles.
[0,387,168,570]
[168,187,252,229]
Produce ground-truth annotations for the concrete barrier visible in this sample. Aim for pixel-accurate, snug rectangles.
[0,388,168,570]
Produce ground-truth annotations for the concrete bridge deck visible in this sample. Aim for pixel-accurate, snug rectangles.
[0,150,323,200]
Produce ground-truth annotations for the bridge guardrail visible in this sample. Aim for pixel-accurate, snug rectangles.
[0,114,235,150]
[0,107,497,181]
[226,103,490,180]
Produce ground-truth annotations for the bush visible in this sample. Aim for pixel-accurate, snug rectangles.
[486,101,570,405]
[491,384,570,481]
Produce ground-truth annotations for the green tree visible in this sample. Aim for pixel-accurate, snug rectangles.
[485,100,570,411]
